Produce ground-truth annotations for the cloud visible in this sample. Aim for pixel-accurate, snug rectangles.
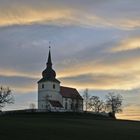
[0,24,122,75]
[0,68,39,79]
[60,72,140,90]
[0,0,139,29]
[0,24,140,91]
[111,37,140,52]
[0,75,37,93]
[0,8,72,27]
[117,104,140,120]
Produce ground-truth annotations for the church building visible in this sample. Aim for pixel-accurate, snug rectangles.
[38,49,83,112]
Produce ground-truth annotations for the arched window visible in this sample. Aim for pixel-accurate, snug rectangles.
[42,84,44,89]
[65,102,68,110]
[53,84,55,89]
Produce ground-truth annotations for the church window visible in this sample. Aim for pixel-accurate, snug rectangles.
[71,103,73,110]
[65,102,67,109]
[53,84,55,89]
[42,84,44,89]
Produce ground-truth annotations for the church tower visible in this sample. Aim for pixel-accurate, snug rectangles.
[38,48,62,110]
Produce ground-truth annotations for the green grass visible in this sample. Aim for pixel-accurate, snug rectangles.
[0,113,140,140]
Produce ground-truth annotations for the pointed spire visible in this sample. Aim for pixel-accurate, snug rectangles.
[38,42,60,83]
[47,46,52,66]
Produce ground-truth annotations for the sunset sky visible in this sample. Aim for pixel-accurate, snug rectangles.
[0,0,140,121]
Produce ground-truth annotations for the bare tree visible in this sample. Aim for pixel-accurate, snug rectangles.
[105,93,123,118]
[88,96,105,113]
[83,89,90,112]
[0,86,14,110]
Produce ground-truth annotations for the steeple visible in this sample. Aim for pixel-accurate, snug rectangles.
[38,47,60,83]
[47,47,52,67]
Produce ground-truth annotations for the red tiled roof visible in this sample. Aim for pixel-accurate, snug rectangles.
[60,86,83,100]
[49,100,63,108]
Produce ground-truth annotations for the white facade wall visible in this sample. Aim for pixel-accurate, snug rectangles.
[78,100,83,112]
[62,98,72,111]
[38,81,83,112]
[38,81,62,110]
[62,97,83,112]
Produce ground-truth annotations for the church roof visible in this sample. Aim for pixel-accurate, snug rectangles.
[49,100,63,108]
[60,86,83,100]
[38,78,60,83]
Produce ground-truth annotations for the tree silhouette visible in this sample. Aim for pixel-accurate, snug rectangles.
[88,96,105,113]
[0,86,14,110]
[105,93,123,118]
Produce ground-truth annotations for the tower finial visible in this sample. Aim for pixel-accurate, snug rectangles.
[49,41,51,50]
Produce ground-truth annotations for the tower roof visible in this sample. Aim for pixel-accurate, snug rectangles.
[38,48,60,83]
[47,48,52,66]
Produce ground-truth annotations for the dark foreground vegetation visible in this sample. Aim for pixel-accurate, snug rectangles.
[0,112,140,140]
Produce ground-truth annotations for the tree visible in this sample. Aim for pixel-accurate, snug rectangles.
[88,96,105,113]
[0,86,14,110]
[83,89,90,112]
[105,93,123,118]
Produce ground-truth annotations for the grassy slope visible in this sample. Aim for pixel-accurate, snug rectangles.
[0,113,140,140]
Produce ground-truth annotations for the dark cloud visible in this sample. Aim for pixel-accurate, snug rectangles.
[0,75,37,93]
[0,24,123,72]
[0,75,36,86]
[99,48,140,66]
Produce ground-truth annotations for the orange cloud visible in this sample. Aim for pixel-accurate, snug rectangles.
[0,7,73,26]
[0,5,139,29]
[117,105,140,121]
[111,37,140,52]
[56,54,140,90]
[0,68,39,79]
[1,53,140,91]
[12,85,37,94]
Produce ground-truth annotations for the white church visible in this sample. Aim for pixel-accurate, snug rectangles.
[38,48,83,112]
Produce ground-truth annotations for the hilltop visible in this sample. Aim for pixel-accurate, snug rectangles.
[0,112,140,140]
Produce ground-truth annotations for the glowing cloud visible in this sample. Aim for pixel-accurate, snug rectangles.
[0,7,72,26]
[0,1,139,29]
[111,37,140,52]
[117,104,140,121]
[0,68,39,79]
